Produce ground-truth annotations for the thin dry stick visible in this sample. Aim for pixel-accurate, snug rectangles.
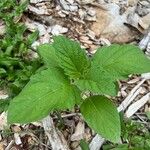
[118,79,145,112]
[5,140,15,150]
[89,134,105,150]
[42,116,70,150]
[125,93,150,118]
[139,32,150,50]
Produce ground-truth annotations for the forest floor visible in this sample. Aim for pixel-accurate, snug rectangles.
[0,0,150,149]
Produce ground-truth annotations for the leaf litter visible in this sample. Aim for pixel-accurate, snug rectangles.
[0,0,150,149]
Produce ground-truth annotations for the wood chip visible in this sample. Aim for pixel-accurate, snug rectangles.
[71,121,85,141]
[126,93,150,118]
[42,116,70,150]
[118,79,146,112]
[139,32,150,50]
[14,133,22,145]
[5,140,15,150]
[139,13,150,30]
[89,134,105,150]
[0,112,7,130]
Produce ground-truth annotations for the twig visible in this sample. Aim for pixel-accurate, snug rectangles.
[125,93,150,118]
[89,134,105,150]
[5,140,15,150]
[139,32,150,50]
[118,79,145,112]
[53,113,81,119]
[42,116,70,150]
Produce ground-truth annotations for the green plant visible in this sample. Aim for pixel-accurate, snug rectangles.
[7,36,150,142]
[103,119,150,149]
[0,0,41,96]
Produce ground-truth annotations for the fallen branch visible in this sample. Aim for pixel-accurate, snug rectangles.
[42,116,70,150]
[118,79,145,112]
[125,93,150,118]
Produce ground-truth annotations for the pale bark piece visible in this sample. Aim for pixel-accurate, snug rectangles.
[28,5,49,15]
[91,3,138,43]
[42,116,70,150]
[24,17,47,36]
[89,134,105,150]
[0,91,8,99]
[30,0,51,4]
[0,25,5,36]
[50,25,68,35]
[139,32,150,50]
[118,79,146,112]
[0,112,7,130]
[126,93,150,118]
[39,33,51,44]
[5,140,15,150]
[126,12,144,33]
[14,133,22,145]
[71,121,85,141]
[59,0,70,10]
[118,87,143,112]
[139,13,150,30]
[141,73,150,79]
[80,0,95,4]
[127,0,138,6]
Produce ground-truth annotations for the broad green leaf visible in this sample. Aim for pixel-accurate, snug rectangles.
[81,96,121,142]
[38,44,59,68]
[8,68,81,124]
[75,66,118,96]
[92,44,150,80]
[53,35,90,79]
[75,44,150,96]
